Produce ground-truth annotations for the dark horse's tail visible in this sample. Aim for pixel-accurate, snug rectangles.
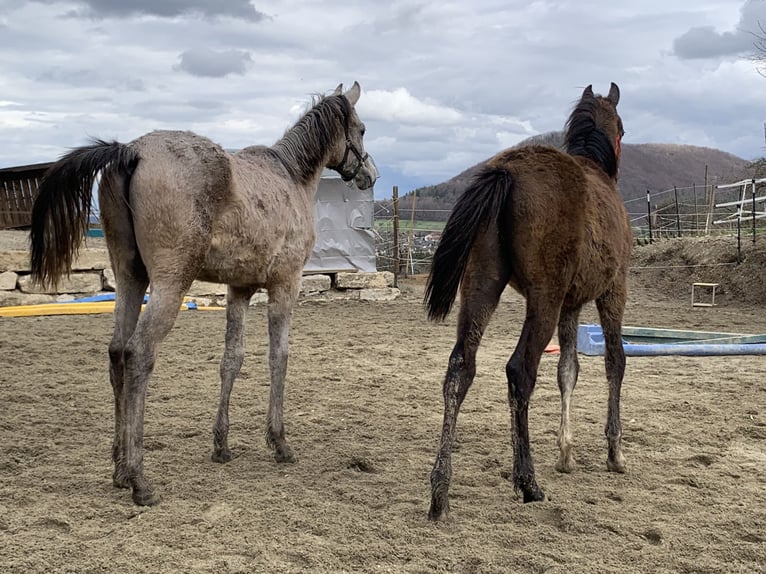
[30,140,139,288]
[424,167,513,321]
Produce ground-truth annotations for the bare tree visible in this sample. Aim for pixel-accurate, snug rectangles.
[753,22,766,76]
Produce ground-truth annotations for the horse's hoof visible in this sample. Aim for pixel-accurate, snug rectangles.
[428,498,451,522]
[428,505,450,522]
[132,488,161,507]
[131,476,160,506]
[112,472,130,489]
[607,458,627,473]
[428,482,451,521]
[555,457,575,474]
[211,447,232,464]
[522,487,546,503]
[266,432,295,463]
[274,446,296,464]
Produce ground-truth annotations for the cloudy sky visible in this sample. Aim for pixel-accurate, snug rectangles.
[1,0,765,198]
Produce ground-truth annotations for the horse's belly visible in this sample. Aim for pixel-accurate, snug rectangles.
[198,234,314,287]
[198,246,269,287]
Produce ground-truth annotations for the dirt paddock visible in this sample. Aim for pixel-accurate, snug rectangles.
[1,268,765,573]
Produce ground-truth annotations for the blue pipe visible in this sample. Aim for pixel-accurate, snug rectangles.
[577,324,766,356]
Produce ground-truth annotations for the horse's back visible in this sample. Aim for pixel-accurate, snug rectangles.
[486,145,631,301]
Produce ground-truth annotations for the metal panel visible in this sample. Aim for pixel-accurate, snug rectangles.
[305,172,376,273]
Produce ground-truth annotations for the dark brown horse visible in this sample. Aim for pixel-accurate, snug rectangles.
[425,83,631,520]
[29,82,377,506]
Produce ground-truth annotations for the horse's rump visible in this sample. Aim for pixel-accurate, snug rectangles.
[30,140,139,288]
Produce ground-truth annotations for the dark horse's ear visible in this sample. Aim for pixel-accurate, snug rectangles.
[607,82,620,106]
[333,84,343,96]
[582,84,594,99]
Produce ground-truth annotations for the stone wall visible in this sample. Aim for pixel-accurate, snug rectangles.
[0,249,399,307]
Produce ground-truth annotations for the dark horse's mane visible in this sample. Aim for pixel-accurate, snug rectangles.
[564,97,618,179]
[271,93,352,185]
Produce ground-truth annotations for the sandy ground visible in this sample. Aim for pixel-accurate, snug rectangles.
[1,271,765,573]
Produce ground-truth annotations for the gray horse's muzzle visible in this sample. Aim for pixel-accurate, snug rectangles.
[354,155,378,190]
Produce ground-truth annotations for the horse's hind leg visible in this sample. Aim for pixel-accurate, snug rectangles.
[122,281,191,505]
[555,306,582,473]
[265,278,301,463]
[212,285,256,463]
[429,267,508,521]
[100,183,150,489]
[108,273,149,488]
[506,296,560,503]
[596,284,627,473]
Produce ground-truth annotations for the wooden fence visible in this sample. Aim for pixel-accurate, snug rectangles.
[0,162,52,229]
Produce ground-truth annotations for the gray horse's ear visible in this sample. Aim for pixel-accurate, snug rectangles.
[345,81,361,106]
[582,84,594,99]
[333,84,343,96]
[607,82,620,106]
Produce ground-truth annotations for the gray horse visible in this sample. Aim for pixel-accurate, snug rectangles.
[30,82,378,506]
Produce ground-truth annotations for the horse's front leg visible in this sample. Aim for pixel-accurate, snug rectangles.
[555,306,582,473]
[265,281,300,463]
[212,286,256,463]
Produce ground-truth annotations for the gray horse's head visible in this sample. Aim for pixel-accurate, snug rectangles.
[328,82,378,190]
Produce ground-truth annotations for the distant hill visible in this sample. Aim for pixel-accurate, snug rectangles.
[384,132,757,221]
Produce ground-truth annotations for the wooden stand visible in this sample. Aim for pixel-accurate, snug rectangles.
[691,283,718,307]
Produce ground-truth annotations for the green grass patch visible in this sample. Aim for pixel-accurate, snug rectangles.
[374,219,446,233]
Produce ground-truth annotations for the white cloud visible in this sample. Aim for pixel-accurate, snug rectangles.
[0,0,763,198]
[358,88,463,126]
[673,0,766,59]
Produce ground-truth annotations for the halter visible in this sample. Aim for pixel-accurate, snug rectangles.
[332,137,369,182]
[328,95,370,182]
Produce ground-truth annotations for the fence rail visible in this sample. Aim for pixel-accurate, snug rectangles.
[0,162,52,230]
[376,179,766,279]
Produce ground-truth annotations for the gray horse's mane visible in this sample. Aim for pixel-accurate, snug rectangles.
[272,93,351,184]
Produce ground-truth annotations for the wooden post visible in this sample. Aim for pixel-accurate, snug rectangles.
[752,180,757,244]
[646,189,653,244]
[674,186,681,238]
[737,211,742,264]
[693,182,698,234]
[704,165,715,235]
[406,190,418,276]
[392,185,400,286]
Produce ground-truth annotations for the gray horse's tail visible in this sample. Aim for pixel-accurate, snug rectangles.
[424,166,513,321]
[30,140,139,288]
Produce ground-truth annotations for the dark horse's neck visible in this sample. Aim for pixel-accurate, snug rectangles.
[564,101,618,179]
[272,95,350,186]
